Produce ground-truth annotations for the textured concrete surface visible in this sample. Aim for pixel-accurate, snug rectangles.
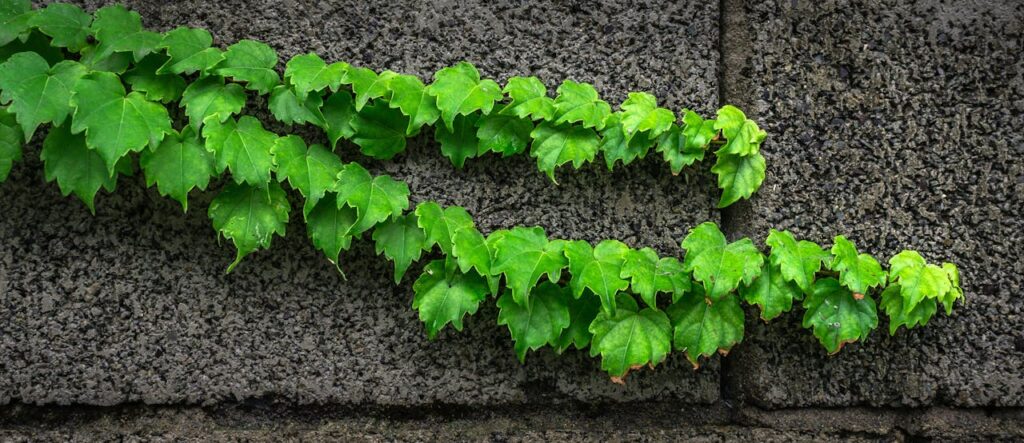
[0,0,721,406]
[723,0,1024,408]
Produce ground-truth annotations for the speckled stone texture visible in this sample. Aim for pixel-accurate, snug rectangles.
[723,0,1024,407]
[0,1,722,405]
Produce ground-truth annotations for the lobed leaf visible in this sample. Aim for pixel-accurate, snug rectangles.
[739,261,802,321]
[0,107,22,183]
[208,181,291,272]
[215,40,280,94]
[426,61,502,131]
[333,162,409,236]
[497,282,571,362]
[589,294,672,379]
[157,27,225,75]
[552,80,611,130]
[202,116,277,186]
[475,112,532,157]
[529,121,599,182]
[40,126,127,213]
[888,250,952,316]
[0,0,34,46]
[349,100,410,160]
[122,53,187,103]
[271,135,343,215]
[714,105,766,157]
[564,239,630,314]
[180,75,247,132]
[829,235,887,296]
[305,195,356,268]
[619,92,674,140]
[711,151,765,208]
[0,52,87,140]
[552,291,601,353]
[801,278,878,354]
[435,113,479,168]
[385,73,440,136]
[668,288,744,368]
[268,85,326,127]
[681,222,764,302]
[765,229,829,295]
[29,3,91,52]
[139,127,215,212]
[491,226,567,307]
[879,284,937,335]
[89,5,162,63]
[620,247,690,309]
[414,260,490,339]
[656,110,715,175]
[373,213,428,284]
[500,76,555,121]
[285,53,347,98]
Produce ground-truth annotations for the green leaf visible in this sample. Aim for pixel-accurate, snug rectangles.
[0,108,22,182]
[0,31,63,65]
[349,100,410,160]
[714,105,766,157]
[78,44,131,73]
[215,40,280,95]
[139,128,215,212]
[0,52,87,140]
[939,262,963,315]
[765,229,829,295]
[426,61,502,131]
[552,80,611,130]
[529,121,599,182]
[620,247,690,309]
[500,76,555,121]
[497,282,571,363]
[28,3,91,52]
[372,213,427,284]
[333,162,409,236]
[305,195,356,268]
[385,73,440,136]
[321,91,356,148]
[156,26,224,75]
[668,289,744,368]
[0,0,34,46]
[681,222,764,302]
[414,201,497,293]
[268,85,326,127]
[801,278,878,354]
[208,181,290,272]
[739,261,802,322]
[70,71,173,174]
[202,116,277,186]
[711,151,765,208]
[284,53,347,98]
[589,294,671,379]
[123,54,187,103]
[415,201,461,256]
[564,239,630,315]
[829,235,887,296]
[435,113,479,168]
[879,284,937,335]
[180,75,247,132]
[656,110,715,175]
[491,226,567,306]
[271,135,342,215]
[552,291,601,353]
[619,92,674,140]
[344,66,397,111]
[888,250,953,316]
[476,112,532,157]
[413,260,489,339]
[90,5,162,63]
[600,113,654,170]
[40,126,119,213]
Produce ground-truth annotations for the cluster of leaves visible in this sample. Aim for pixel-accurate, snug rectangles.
[0,1,963,380]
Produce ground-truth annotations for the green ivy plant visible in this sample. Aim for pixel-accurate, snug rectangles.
[0,1,964,381]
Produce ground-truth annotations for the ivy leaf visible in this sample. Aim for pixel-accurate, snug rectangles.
[600,113,655,170]
[0,52,87,140]
[888,251,952,316]
[491,226,567,307]
[0,108,22,183]
[879,284,937,335]
[268,85,326,127]
[739,261,802,322]
[435,113,479,168]
[40,126,120,213]
[271,135,342,215]
[552,291,601,353]
[385,73,440,136]
[321,91,356,148]
[0,0,34,46]
[305,196,356,269]
[78,44,131,74]
[529,121,599,182]
[656,110,715,175]
[202,116,277,186]
[765,229,829,295]
[620,247,690,309]
[413,260,489,339]
[939,263,964,315]
[0,31,63,65]
[414,201,495,290]
[371,213,428,284]
[497,282,571,363]
[284,53,347,98]
[70,71,173,174]
[681,222,764,302]
[714,105,766,157]
[829,235,887,296]
[476,112,532,157]
[156,27,224,75]
[333,162,409,236]
[711,151,765,208]
[180,75,247,132]
[500,76,555,121]
[668,289,744,368]
[349,100,410,160]
[139,127,215,212]
[415,201,462,256]
[552,80,611,130]
[425,61,502,131]
[801,278,878,354]
[208,181,290,272]
[123,54,187,103]
[564,239,630,315]
[344,66,397,111]
[214,40,280,94]
[619,92,674,140]
[589,294,672,379]
[29,3,91,52]
[90,5,162,62]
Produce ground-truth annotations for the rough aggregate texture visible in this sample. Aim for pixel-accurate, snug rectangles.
[724,0,1024,408]
[0,0,722,406]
